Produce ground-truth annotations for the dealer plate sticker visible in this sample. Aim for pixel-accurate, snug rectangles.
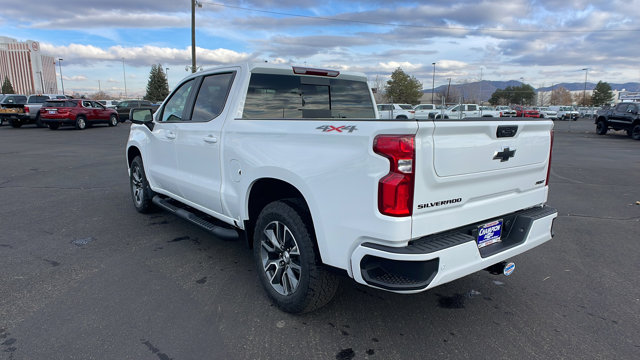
[477,219,503,248]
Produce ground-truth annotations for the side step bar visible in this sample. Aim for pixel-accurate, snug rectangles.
[152,196,239,241]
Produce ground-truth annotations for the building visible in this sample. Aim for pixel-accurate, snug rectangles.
[0,36,58,95]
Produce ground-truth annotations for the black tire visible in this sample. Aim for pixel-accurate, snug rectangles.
[253,199,339,313]
[395,115,408,120]
[75,116,87,130]
[129,156,155,213]
[9,120,22,128]
[631,124,640,140]
[108,114,118,127]
[48,122,59,130]
[35,113,45,128]
[596,120,607,135]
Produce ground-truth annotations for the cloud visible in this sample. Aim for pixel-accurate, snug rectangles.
[62,75,88,81]
[39,43,253,67]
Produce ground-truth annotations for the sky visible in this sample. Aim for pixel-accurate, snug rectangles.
[1,0,639,98]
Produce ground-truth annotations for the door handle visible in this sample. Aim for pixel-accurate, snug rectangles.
[203,135,218,143]
[165,131,176,140]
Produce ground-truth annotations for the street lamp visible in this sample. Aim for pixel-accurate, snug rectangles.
[191,0,203,73]
[581,68,589,106]
[58,58,64,95]
[431,62,436,104]
[122,58,128,98]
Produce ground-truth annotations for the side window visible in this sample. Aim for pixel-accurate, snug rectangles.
[381,105,392,111]
[191,72,235,122]
[468,105,477,111]
[161,79,195,122]
[82,101,92,108]
[615,104,627,112]
[92,101,105,109]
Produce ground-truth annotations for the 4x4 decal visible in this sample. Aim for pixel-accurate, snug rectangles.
[316,125,358,133]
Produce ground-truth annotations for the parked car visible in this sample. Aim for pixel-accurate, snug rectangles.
[40,99,119,130]
[115,100,159,121]
[533,107,557,120]
[549,106,578,121]
[495,105,517,117]
[97,100,120,109]
[0,94,28,127]
[512,106,540,118]
[377,103,415,119]
[430,104,500,119]
[595,102,640,140]
[413,104,442,120]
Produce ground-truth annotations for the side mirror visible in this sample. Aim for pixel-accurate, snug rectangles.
[130,108,154,131]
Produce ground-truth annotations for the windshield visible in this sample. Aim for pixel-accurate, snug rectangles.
[399,104,413,110]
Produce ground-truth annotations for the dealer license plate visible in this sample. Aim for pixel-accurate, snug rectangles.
[477,219,503,248]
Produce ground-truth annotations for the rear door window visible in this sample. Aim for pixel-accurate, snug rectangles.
[191,72,235,122]
[243,73,374,119]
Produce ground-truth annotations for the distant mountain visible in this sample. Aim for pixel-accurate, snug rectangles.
[423,81,640,102]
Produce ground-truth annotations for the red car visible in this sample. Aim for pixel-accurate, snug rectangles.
[512,105,540,118]
[41,99,119,130]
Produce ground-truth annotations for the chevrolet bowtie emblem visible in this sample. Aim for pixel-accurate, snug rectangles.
[493,147,516,162]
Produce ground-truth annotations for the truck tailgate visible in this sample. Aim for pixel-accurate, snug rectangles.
[411,119,553,238]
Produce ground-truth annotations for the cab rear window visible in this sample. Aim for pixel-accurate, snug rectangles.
[243,73,375,119]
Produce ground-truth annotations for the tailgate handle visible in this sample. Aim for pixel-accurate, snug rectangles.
[497,125,518,138]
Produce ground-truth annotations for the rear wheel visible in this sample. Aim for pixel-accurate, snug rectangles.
[253,200,339,313]
[108,114,118,127]
[596,120,607,135]
[395,115,408,120]
[75,116,87,130]
[631,124,640,140]
[9,120,22,128]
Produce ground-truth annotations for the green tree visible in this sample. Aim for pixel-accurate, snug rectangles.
[2,76,15,94]
[144,64,169,102]
[591,81,614,106]
[385,68,423,105]
[488,84,536,105]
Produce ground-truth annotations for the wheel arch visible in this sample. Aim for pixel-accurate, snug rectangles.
[127,146,142,167]
[244,178,318,255]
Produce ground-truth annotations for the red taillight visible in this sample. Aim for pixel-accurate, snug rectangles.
[546,130,554,186]
[373,135,415,217]
[292,66,339,77]
[24,105,30,114]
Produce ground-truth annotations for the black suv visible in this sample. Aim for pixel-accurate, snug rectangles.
[115,100,159,122]
[595,102,640,140]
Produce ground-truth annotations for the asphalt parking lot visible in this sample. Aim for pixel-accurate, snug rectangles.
[1,118,639,360]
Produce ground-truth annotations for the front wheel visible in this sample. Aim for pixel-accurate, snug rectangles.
[130,156,155,213]
[253,200,339,313]
[631,124,640,140]
[596,120,607,135]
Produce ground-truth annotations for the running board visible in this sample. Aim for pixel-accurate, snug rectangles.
[152,196,239,241]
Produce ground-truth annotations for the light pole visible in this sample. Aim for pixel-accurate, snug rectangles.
[191,0,202,73]
[58,58,64,95]
[166,67,170,90]
[581,68,589,106]
[431,62,436,104]
[122,58,127,98]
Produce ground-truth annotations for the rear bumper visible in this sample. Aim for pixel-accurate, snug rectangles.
[350,206,557,293]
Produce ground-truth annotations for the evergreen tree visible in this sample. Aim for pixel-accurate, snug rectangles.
[488,84,536,105]
[591,81,614,106]
[144,64,169,102]
[385,68,423,105]
[2,76,15,94]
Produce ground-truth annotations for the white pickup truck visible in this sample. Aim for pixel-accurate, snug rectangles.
[126,63,557,313]
[377,103,416,119]
[429,104,501,119]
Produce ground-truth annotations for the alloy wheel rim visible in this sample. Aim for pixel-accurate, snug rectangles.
[131,165,144,206]
[260,220,302,296]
